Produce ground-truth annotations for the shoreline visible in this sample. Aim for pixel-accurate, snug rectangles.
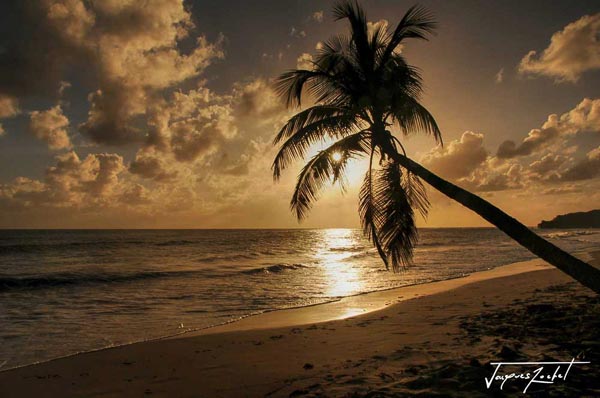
[0,252,597,397]
[2,255,554,372]
[177,257,554,337]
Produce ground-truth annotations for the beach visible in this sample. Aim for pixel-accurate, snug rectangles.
[1,252,598,397]
[1,0,599,396]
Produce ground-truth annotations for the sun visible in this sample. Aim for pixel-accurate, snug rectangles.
[331,151,343,162]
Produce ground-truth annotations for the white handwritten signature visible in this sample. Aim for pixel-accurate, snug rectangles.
[485,359,590,393]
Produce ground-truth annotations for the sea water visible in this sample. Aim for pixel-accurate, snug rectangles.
[0,228,598,369]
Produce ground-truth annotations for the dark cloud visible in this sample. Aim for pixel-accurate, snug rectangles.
[528,153,567,180]
[0,0,222,146]
[497,127,560,158]
[497,98,600,158]
[129,150,178,182]
[560,146,600,181]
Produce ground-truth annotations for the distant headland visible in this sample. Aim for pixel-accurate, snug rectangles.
[538,209,600,229]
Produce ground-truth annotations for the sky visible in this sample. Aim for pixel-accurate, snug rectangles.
[0,0,598,228]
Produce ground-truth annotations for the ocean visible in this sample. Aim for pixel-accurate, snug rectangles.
[0,228,598,370]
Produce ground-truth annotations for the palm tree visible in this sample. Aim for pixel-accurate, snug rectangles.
[272,0,600,293]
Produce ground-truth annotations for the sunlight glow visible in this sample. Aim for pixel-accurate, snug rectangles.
[331,151,343,162]
[316,229,363,297]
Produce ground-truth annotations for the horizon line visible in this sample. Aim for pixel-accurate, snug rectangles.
[0,226,552,231]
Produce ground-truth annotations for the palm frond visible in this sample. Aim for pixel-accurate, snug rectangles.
[273,105,346,144]
[402,169,429,218]
[291,130,370,220]
[274,70,334,108]
[359,151,389,269]
[315,34,356,72]
[383,56,424,99]
[378,5,436,68]
[332,0,373,74]
[272,113,361,180]
[374,160,419,271]
[390,95,442,145]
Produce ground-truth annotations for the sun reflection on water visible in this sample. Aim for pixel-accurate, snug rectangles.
[316,229,364,297]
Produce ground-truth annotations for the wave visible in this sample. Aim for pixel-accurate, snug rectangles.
[346,250,374,260]
[197,252,261,263]
[241,263,309,275]
[543,230,598,239]
[0,240,147,254]
[329,245,367,252]
[1,262,313,292]
[154,239,196,247]
[0,270,205,292]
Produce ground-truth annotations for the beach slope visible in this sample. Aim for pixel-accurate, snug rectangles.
[1,255,598,397]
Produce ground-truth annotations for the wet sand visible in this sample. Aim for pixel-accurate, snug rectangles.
[1,253,598,397]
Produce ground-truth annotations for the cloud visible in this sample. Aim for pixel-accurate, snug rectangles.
[0,95,20,136]
[421,131,488,179]
[169,117,225,162]
[0,0,223,146]
[121,78,287,177]
[119,183,152,206]
[367,19,389,37]
[296,53,314,70]
[420,99,600,193]
[495,68,504,83]
[290,27,306,38]
[497,98,600,158]
[455,157,524,192]
[28,105,72,150]
[554,97,600,133]
[144,86,236,163]
[312,11,324,23]
[78,87,145,145]
[540,185,582,195]
[0,148,214,224]
[496,125,560,158]
[0,95,19,118]
[0,150,126,210]
[528,153,567,180]
[232,79,284,125]
[129,149,178,182]
[518,13,600,82]
[560,146,600,181]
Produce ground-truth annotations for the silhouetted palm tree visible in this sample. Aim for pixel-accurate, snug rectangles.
[273,0,600,293]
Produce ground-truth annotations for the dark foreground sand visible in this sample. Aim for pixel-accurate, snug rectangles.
[1,253,598,397]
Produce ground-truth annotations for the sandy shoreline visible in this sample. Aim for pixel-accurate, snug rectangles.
[1,253,597,397]
[178,257,553,337]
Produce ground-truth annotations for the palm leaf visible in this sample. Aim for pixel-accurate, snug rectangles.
[332,0,371,73]
[274,70,336,108]
[291,130,370,219]
[378,5,436,68]
[359,151,389,268]
[373,160,419,270]
[272,113,360,180]
[273,105,346,144]
[390,95,442,144]
[402,169,429,218]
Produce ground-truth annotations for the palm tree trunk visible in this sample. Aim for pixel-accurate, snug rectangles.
[392,152,600,294]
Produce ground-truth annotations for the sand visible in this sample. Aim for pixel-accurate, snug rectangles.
[1,253,598,397]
